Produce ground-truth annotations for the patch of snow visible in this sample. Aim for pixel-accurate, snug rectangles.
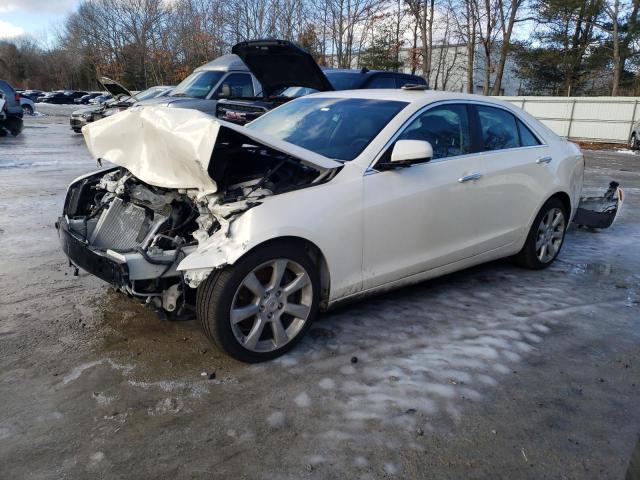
[294,392,311,408]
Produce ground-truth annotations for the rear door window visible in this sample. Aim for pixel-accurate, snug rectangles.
[397,104,472,159]
[476,105,520,151]
[517,119,541,146]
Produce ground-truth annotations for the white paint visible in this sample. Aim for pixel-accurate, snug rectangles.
[174,90,583,305]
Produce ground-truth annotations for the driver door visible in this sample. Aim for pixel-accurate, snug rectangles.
[362,103,487,289]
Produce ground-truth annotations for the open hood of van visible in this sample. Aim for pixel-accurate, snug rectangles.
[231,40,333,97]
[81,105,341,192]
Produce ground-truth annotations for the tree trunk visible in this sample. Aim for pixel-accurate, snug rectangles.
[491,0,519,96]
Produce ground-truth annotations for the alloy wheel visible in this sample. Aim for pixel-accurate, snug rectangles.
[230,258,313,352]
[535,207,565,263]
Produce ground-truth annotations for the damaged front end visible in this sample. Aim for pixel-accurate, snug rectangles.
[57,106,340,313]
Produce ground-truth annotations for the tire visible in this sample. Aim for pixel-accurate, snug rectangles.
[512,197,568,270]
[631,133,639,150]
[22,104,33,115]
[196,241,320,363]
[72,128,81,134]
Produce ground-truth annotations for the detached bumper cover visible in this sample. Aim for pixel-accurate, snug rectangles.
[573,181,624,229]
[56,216,129,287]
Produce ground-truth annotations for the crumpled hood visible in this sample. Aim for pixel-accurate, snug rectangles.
[82,105,341,192]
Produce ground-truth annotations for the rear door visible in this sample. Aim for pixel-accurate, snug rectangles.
[469,103,555,251]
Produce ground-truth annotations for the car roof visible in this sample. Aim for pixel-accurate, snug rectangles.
[195,54,249,72]
[322,68,417,76]
[305,89,515,107]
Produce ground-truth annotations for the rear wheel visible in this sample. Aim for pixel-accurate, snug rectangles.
[513,198,567,269]
[631,133,639,150]
[196,242,319,362]
[22,104,33,115]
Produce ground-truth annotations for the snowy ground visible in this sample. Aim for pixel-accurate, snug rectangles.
[0,116,639,479]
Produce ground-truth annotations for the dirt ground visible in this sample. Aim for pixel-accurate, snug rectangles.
[1,113,639,479]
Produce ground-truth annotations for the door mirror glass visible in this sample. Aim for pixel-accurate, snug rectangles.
[390,139,433,164]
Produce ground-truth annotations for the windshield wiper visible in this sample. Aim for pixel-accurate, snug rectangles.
[170,92,189,97]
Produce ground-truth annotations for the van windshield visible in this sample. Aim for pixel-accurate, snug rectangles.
[170,71,224,99]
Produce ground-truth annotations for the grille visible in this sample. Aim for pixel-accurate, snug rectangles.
[90,198,150,250]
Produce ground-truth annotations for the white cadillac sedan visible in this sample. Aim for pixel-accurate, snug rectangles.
[58,89,585,362]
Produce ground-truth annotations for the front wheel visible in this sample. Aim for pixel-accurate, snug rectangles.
[196,242,320,362]
[513,198,567,269]
[22,104,33,115]
[630,133,639,150]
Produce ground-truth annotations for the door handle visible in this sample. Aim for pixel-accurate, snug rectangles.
[458,172,483,183]
[536,156,552,164]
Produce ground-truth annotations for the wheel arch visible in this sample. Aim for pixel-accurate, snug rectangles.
[549,191,571,217]
[180,234,332,310]
[239,236,332,310]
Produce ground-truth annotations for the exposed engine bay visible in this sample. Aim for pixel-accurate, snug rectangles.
[58,132,338,315]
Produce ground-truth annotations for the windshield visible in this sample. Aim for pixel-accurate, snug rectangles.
[135,87,167,101]
[246,97,407,161]
[276,86,319,98]
[170,71,223,99]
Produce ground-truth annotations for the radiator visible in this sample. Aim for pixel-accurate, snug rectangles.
[90,197,164,250]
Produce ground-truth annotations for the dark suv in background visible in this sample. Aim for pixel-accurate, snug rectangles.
[0,79,24,136]
[216,40,427,125]
[39,91,89,105]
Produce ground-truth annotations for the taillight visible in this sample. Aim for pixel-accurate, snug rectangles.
[15,92,20,102]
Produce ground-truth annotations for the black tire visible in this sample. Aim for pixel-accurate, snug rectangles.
[196,241,320,363]
[631,133,639,150]
[72,128,81,134]
[22,104,33,115]
[512,197,568,270]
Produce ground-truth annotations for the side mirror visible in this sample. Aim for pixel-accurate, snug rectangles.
[391,139,433,164]
[377,140,433,170]
[218,84,231,98]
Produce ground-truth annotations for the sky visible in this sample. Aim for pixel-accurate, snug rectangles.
[0,0,80,43]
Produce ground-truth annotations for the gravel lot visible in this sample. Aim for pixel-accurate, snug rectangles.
[1,114,639,479]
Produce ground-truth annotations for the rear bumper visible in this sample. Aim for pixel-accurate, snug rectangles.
[573,182,624,229]
[56,216,129,287]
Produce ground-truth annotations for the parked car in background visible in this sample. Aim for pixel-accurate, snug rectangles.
[89,94,112,105]
[70,84,173,133]
[0,79,24,136]
[136,54,258,114]
[19,95,35,115]
[75,92,105,104]
[217,40,428,125]
[56,89,621,362]
[630,121,640,150]
[21,90,46,102]
[40,90,89,104]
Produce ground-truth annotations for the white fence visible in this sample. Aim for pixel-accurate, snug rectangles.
[497,96,640,144]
